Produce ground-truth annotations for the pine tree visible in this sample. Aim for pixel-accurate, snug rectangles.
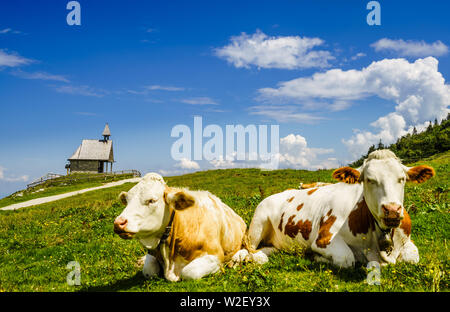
[377,139,384,150]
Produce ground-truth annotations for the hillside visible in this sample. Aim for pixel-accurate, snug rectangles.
[0,152,448,292]
[0,172,139,209]
[351,114,450,167]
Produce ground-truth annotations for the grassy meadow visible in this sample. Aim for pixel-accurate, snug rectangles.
[0,152,448,292]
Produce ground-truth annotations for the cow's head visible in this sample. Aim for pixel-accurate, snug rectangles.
[113,173,196,249]
[333,150,434,230]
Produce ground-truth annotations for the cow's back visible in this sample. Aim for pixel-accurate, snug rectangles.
[169,190,246,262]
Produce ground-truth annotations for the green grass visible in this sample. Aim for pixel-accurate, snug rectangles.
[0,152,448,292]
[0,173,137,209]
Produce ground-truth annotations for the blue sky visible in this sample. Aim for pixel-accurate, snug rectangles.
[1,0,449,197]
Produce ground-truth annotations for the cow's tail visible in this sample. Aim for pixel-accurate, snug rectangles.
[242,232,258,254]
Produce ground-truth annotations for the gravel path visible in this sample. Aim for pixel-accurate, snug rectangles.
[0,178,141,211]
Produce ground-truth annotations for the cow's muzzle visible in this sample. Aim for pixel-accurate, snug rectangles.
[114,217,135,239]
[381,203,403,228]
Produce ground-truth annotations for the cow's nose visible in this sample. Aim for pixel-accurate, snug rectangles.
[114,217,128,233]
[382,203,402,219]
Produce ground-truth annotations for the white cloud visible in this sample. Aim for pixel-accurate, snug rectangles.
[248,105,325,123]
[277,134,338,169]
[11,70,70,82]
[371,38,448,57]
[54,85,108,97]
[208,152,276,170]
[145,85,185,91]
[351,52,366,60]
[181,97,218,105]
[204,134,338,170]
[203,107,228,113]
[0,49,32,67]
[126,89,147,95]
[0,166,29,182]
[258,67,367,104]
[215,30,334,70]
[0,28,21,34]
[342,57,448,158]
[209,154,238,169]
[343,113,408,158]
[258,57,449,159]
[175,158,200,170]
[260,57,449,121]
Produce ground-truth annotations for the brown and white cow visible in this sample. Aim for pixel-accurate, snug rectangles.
[113,173,247,281]
[235,150,434,268]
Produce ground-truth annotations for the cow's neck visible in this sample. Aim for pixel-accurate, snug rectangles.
[159,208,176,244]
[146,207,176,254]
[357,192,395,254]
[363,196,395,254]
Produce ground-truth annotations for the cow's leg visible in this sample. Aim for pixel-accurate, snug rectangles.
[390,227,419,264]
[251,247,277,265]
[398,240,419,264]
[366,247,382,264]
[141,254,160,279]
[379,229,419,265]
[312,235,355,268]
[248,217,272,250]
[230,249,250,266]
[230,246,277,266]
[246,202,277,265]
[160,243,180,282]
[180,255,221,280]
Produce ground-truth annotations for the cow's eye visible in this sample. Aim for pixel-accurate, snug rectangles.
[145,198,156,205]
[398,177,405,183]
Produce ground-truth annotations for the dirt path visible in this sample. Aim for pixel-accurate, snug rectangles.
[0,177,141,211]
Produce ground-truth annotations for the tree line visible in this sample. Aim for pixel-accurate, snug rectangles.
[350,113,450,167]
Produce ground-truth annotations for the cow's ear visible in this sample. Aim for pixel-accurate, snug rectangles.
[332,166,361,184]
[165,191,196,210]
[118,191,128,205]
[406,165,435,184]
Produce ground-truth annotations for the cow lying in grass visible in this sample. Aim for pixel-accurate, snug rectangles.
[236,150,434,268]
[113,173,247,281]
